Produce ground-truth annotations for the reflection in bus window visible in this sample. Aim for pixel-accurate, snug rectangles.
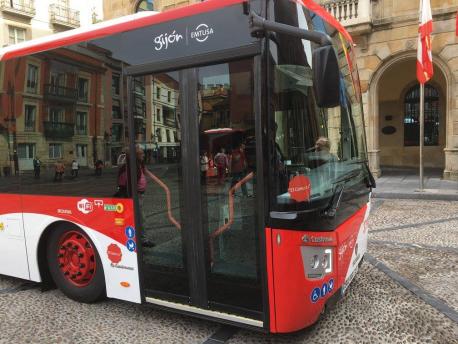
[270,2,367,213]
[135,71,188,296]
[0,46,131,198]
[198,59,262,312]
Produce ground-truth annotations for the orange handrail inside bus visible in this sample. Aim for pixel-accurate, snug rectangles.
[209,172,254,263]
[144,168,182,230]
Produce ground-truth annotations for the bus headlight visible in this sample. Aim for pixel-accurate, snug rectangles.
[321,254,328,269]
[301,247,333,279]
[310,255,320,269]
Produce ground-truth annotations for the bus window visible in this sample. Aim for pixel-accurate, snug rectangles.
[1,48,132,199]
[269,0,368,219]
[0,61,21,193]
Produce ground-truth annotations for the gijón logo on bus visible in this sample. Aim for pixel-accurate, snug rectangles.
[153,23,215,51]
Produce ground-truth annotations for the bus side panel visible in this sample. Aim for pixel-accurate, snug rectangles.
[21,195,141,303]
[265,228,277,333]
[0,194,30,280]
[269,205,369,333]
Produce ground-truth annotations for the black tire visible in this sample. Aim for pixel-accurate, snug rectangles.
[47,223,106,303]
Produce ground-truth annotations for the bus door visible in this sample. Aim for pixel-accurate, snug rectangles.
[129,57,264,324]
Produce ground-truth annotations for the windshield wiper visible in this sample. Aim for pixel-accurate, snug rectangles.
[322,184,344,219]
[249,12,332,46]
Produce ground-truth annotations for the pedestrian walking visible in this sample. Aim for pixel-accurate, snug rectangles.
[33,157,41,178]
[54,161,65,181]
[71,160,79,178]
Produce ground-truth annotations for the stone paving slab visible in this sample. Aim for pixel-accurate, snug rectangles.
[368,243,458,313]
[368,200,458,248]
[0,283,218,344]
[228,263,458,344]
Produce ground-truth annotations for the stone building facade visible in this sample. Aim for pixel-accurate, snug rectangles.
[103,0,199,20]
[0,0,103,47]
[322,0,458,179]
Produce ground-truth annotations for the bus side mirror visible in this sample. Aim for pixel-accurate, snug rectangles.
[312,45,340,108]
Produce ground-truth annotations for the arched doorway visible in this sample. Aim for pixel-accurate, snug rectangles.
[376,58,447,171]
[135,0,154,12]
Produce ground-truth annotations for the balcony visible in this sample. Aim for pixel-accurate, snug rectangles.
[49,4,80,29]
[321,0,372,33]
[0,0,35,19]
[44,84,78,104]
[43,121,74,139]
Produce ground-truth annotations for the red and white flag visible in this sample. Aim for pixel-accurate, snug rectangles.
[455,10,458,36]
[417,0,433,84]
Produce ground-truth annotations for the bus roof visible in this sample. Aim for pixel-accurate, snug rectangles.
[0,0,245,61]
[0,0,354,62]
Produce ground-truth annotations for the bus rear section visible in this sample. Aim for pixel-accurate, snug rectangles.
[0,0,372,334]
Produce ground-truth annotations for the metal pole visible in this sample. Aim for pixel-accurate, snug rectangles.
[419,83,425,191]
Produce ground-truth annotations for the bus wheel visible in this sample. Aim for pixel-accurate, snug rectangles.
[47,224,105,303]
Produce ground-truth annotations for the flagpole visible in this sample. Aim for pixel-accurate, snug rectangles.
[419,83,425,191]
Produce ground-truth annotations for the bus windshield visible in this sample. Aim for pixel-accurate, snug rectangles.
[269,0,368,213]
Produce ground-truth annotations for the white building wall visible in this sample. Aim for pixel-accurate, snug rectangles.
[0,0,104,46]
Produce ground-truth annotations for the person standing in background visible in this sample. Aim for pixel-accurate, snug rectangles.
[230,143,248,196]
[71,160,79,178]
[214,148,228,185]
[33,156,41,178]
[200,151,209,184]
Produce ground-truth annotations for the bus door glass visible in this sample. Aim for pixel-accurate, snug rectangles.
[197,58,262,316]
[133,59,263,317]
[133,72,188,297]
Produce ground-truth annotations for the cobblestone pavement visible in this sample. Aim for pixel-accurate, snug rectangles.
[0,198,457,343]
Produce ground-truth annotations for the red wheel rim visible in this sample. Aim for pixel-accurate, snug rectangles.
[57,230,96,287]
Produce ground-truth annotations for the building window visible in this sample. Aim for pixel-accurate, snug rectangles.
[112,124,123,142]
[112,105,122,119]
[166,129,171,143]
[135,0,154,12]
[112,75,120,96]
[404,84,440,146]
[156,108,161,122]
[167,90,171,103]
[49,144,63,159]
[26,64,39,94]
[24,105,36,131]
[18,143,35,160]
[49,108,64,123]
[156,87,160,99]
[50,72,65,87]
[156,128,162,142]
[78,78,89,102]
[8,26,26,45]
[76,111,87,135]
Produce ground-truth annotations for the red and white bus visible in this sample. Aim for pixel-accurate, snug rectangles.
[0,0,374,333]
